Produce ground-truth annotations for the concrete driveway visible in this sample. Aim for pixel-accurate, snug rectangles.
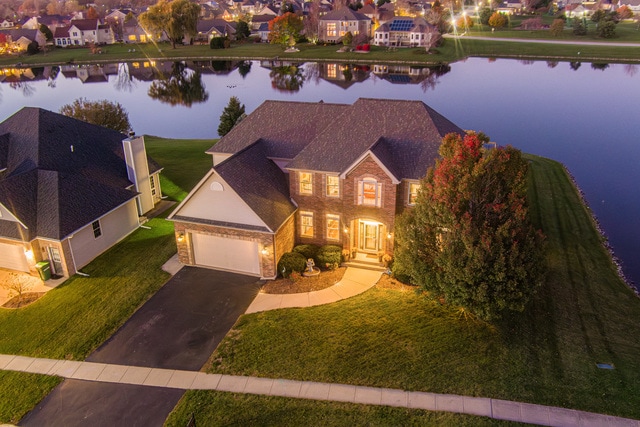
[21,266,261,426]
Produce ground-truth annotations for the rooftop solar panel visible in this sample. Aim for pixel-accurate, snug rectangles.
[389,19,414,31]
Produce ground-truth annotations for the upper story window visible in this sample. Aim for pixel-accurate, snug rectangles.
[327,23,336,37]
[358,178,382,207]
[92,220,102,239]
[300,211,314,237]
[299,172,313,195]
[326,175,339,197]
[408,182,420,205]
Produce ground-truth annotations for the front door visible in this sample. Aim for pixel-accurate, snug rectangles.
[47,247,64,276]
[358,221,380,253]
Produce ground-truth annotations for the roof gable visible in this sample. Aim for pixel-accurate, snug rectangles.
[320,7,370,21]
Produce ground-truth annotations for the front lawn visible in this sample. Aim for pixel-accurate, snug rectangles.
[165,391,524,426]
[0,137,206,424]
[174,155,640,420]
[145,135,215,202]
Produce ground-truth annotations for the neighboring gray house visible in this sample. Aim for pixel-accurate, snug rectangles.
[0,29,47,49]
[0,108,162,277]
[318,7,371,43]
[194,19,237,43]
[374,17,437,48]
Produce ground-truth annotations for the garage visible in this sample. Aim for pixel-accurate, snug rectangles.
[0,242,30,272]
[191,233,261,276]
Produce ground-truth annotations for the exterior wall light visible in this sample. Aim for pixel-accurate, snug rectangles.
[261,245,269,255]
[177,232,185,243]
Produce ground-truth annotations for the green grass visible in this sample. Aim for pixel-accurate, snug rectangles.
[165,391,526,426]
[2,29,639,69]
[180,155,640,420]
[0,137,208,423]
[145,135,215,202]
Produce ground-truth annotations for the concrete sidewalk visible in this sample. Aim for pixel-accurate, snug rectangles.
[1,354,638,427]
[246,267,383,314]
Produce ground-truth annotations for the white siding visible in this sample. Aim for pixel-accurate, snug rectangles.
[69,200,139,269]
[177,172,267,229]
[123,136,154,215]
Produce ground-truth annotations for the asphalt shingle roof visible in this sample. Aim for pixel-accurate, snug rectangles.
[0,108,157,241]
[320,7,370,21]
[215,141,296,232]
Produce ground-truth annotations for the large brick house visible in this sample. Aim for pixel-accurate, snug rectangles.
[169,98,463,279]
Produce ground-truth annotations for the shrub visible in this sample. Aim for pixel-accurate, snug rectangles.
[572,18,587,35]
[550,18,565,37]
[277,252,307,278]
[210,37,228,49]
[292,244,320,261]
[316,245,342,270]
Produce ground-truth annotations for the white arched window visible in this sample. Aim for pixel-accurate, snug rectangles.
[358,178,382,207]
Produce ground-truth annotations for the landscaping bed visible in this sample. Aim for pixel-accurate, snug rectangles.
[261,267,347,294]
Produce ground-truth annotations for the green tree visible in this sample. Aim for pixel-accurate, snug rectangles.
[139,0,200,49]
[572,18,587,35]
[39,23,53,41]
[597,19,617,38]
[488,12,506,29]
[479,7,492,25]
[236,20,251,40]
[549,18,564,36]
[218,96,246,136]
[60,98,132,133]
[268,12,303,47]
[342,31,353,46]
[393,132,545,321]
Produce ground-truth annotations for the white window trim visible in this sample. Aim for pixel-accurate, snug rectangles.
[326,214,340,241]
[92,220,102,239]
[408,182,420,206]
[358,178,382,207]
[299,172,313,195]
[325,175,340,198]
[300,211,314,237]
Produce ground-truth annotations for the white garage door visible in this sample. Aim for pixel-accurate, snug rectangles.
[0,242,30,272]
[192,233,261,276]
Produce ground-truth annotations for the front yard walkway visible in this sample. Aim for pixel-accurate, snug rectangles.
[1,354,637,427]
[245,267,383,314]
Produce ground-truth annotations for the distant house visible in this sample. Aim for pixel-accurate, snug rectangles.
[0,108,163,277]
[618,0,640,12]
[53,26,72,46]
[374,17,437,48]
[168,98,463,279]
[0,29,47,50]
[0,19,15,28]
[257,22,271,42]
[194,19,237,42]
[123,17,149,43]
[67,18,115,45]
[318,7,371,43]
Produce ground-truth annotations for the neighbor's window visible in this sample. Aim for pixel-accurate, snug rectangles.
[326,175,339,197]
[149,175,156,196]
[299,172,313,195]
[327,23,337,37]
[408,182,420,205]
[358,179,382,207]
[326,214,340,240]
[300,211,314,237]
[327,63,337,78]
[92,220,102,239]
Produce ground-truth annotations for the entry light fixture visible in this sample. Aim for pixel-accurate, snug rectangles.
[177,232,185,243]
[261,245,269,255]
[387,232,392,239]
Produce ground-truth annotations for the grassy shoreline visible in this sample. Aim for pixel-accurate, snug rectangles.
[2,27,640,68]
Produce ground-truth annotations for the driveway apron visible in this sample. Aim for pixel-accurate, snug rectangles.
[20,266,261,426]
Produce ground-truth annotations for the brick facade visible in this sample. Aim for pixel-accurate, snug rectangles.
[291,155,410,256]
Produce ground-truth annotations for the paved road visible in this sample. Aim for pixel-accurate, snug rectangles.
[20,267,261,426]
[444,34,640,47]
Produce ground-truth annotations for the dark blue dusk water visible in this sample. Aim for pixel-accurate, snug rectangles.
[1,58,638,288]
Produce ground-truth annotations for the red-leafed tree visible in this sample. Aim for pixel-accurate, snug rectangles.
[268,12,303,47]
[393,132,545,320]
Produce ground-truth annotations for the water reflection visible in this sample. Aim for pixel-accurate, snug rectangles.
[148,62,209,107]
[265,61,305,93]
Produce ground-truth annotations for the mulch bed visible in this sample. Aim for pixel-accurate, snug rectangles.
[2,292,45,309]
[261,267,347,294]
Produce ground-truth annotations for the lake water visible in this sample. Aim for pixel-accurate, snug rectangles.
[1,58,638,288]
